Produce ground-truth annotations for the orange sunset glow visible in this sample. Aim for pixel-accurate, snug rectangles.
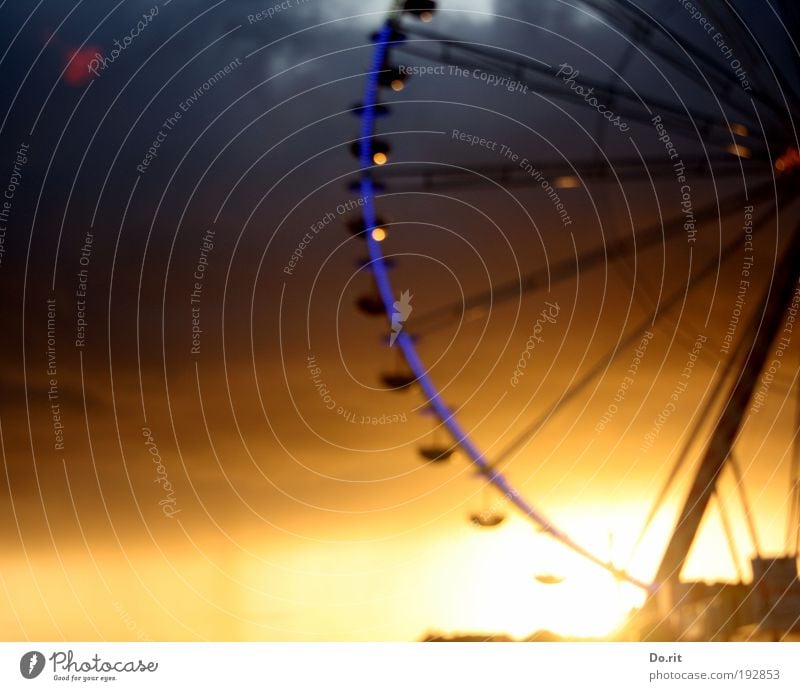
[2,0,800,648]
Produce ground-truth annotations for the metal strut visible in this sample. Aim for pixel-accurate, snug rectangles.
[655,222,800,585]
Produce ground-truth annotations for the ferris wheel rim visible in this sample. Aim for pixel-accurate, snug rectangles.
[355,11,656,593]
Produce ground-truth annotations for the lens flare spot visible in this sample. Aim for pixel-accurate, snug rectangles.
[63,46,101,87]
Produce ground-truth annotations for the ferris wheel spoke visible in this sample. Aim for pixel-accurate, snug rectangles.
[582,0,789,127]
[489,196,778,471]
[393,30,758,146]
[693,0,799,114]
[411,178,778,334]
[372,154,766,191]
[626,291,763,569]
[694,1,770,75]
[626,198,797,568]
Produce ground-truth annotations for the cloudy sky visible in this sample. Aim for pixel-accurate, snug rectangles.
[1,0,799,641]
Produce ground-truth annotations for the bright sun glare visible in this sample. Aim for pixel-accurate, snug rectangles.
[436,520,646,640]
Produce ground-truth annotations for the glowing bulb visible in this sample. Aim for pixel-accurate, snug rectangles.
[390,79,405,92]
[729,123,748,137]
[373,152,388,165]
[725,143,751,159]
[554,175,581,189]
[371,227,387,242]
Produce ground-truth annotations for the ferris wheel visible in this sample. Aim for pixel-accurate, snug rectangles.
[346,0,800,640]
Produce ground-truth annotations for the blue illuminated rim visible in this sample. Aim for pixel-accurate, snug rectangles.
[357,19,653,593]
